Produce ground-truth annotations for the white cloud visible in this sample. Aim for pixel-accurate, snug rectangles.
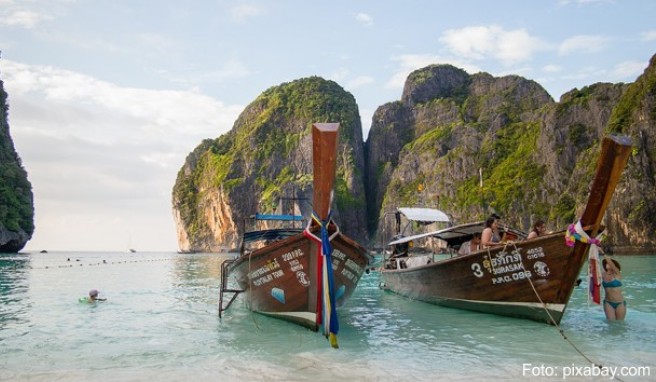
[347,75,374,89]
[542,64,563,73]
[558,35,609,55]
[355,13,374,27]
[2,60,243,251]
[641,30,656,42]
[231,4,263,22]
[0,0,63,29]
[439,25,543,65]
[610,60,647,81]
[0,9,49,28]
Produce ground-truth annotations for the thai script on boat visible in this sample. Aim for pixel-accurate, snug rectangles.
[470,247,534,285]
[331,249,346,260]
[281,248,304,262]
[248,258,281,279]
[485,249,532,285]
[252,269,285,286]
[344,258,363,274]
[341,267,357,282]
[484,249,522,269]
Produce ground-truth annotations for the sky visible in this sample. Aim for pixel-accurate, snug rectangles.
[1,0,655,252]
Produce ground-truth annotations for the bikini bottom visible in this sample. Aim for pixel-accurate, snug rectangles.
[603,300,626,309]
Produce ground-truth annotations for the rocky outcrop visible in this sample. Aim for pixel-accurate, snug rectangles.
[172,77,368,252]
[602,54,656,253]
[175,55,656,254]
[365,57,656,253]
[0,69,34,253]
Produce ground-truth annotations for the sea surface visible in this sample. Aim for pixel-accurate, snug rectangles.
[1,251,654,382]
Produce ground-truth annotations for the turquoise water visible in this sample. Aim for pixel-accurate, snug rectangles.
[1,251,654,381]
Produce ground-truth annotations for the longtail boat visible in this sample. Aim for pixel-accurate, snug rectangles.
[219,123,370,347]
[380,135,632,325]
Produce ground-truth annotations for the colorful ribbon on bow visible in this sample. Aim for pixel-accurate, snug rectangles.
[564,220,603,304]
[564,220,601,247]
[304,211,340,348]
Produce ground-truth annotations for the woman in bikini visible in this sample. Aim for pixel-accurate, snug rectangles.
[602,257,626,320]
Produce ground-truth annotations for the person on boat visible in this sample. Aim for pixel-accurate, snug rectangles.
[481,216,502,248]
[80,289,106,303]
[526,219,547,240]
[602,257,626,320]
[458,232,481,256]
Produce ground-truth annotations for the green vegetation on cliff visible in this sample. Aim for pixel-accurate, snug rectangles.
[172,77,366,250]
[0,79,34,240]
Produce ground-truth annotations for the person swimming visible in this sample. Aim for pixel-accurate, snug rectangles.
[601,257,626,320]
[79,289,106,303]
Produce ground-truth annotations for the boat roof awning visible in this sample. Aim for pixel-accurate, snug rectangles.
[243,228,303,243]
[388,221,527,247]
[398,207,450,223]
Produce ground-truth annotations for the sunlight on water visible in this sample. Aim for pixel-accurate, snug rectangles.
[1,251,654,381]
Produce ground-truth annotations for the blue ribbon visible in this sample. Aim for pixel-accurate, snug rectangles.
[313,210,339,341]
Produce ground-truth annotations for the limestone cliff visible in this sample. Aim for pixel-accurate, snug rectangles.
[0,69,34,252]
[175,55,656,254]
[366,57,656,253]
[172,77,367,252]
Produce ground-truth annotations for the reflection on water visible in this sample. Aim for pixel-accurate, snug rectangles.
[0,254,31,332]
[0,252,654,381]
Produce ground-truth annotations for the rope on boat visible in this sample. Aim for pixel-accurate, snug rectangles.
[304,210,340,349]
[486,240,625,382]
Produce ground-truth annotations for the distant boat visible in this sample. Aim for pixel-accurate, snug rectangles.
[380,135,632,325]
[128,248,136,253]
[219,123,371,348]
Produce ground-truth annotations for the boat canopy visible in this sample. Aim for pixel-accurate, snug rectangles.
[243,228,303,243]
[398,208,450,223]
[388,221,526,247]
[254,213,304,221]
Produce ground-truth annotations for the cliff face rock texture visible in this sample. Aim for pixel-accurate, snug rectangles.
[175,54,656,254]
[0,72,34,253]
[365,58,656,253]
[172,77,367,252]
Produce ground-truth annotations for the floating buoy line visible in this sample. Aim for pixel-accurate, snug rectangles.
[21,257,178,270]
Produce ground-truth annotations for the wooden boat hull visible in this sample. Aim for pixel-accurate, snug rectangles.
[230,229,369,330]
[382,135,632,324]
[381,232,580,324]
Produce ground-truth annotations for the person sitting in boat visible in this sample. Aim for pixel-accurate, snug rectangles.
[526,219,547,240]
[458,232,481,256]
[386,235,410,269]
[602,257,626,320]
[481,215,503,248]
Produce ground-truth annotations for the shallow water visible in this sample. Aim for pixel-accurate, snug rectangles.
[1,251,654,381]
